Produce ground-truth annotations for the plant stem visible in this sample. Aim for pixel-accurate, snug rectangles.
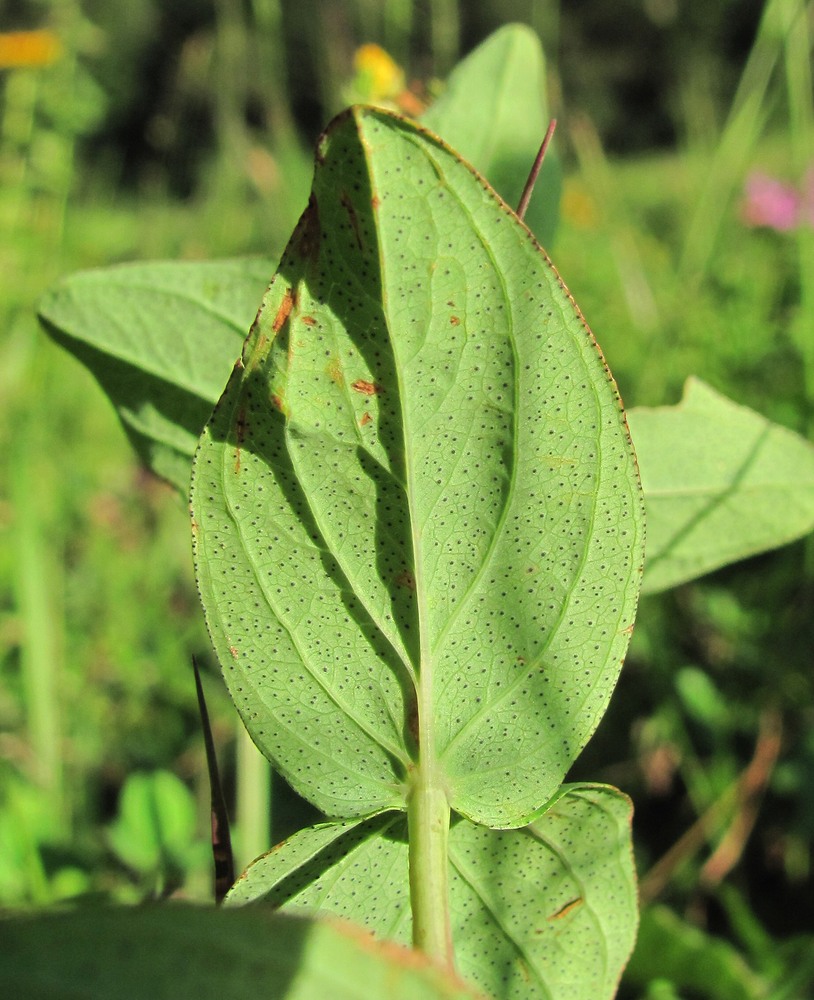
[235,723,271,868]
[407,771,453,968]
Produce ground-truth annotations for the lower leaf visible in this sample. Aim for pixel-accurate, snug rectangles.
[227,785,638,1000]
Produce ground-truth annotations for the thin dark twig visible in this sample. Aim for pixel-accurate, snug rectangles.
[193,656,235,904]
[516,119,557,222]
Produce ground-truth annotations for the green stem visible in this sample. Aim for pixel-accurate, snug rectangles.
[407,771,452,968]
[235,723,271,867]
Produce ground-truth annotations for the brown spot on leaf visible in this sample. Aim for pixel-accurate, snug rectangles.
[450,316,460,326]
[229,645,239,659]
[547,898,583,921]
[272,288,295,333]
[371,194,380,210]
[360,412,372,427]
[352,379,380,396]
[395,570,416,591]
[301,315,317,326]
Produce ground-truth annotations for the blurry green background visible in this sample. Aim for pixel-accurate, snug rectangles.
[2,1,814,997]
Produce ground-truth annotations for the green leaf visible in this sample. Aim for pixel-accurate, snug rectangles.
[191,106,644,826]
[624,905,770,1000]
[629,378,814,594]
[38,258,274,494]
[227,786,637,1000]
[106,770,198,873]
[422,24,560,247]
[0,905,482,1000]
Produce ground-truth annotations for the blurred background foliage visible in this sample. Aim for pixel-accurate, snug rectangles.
[1,1,813,997]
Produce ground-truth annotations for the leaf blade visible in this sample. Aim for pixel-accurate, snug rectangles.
[192,107,644,824]
[38,258,273,493]
[422,24,561,246]
[629,377,814,593]
[227,785,638,1000]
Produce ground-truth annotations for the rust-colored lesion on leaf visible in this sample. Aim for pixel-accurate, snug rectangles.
[272,288,296,333]
[270,392,289,417]
[301,315,317,326]
[546,897,583,922]
[360,411,372,427]
[352,379,381,396]
[394,569,416,591]
[450,315,460,326]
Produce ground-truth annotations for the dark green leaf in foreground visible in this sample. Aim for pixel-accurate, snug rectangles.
[38,258,273,493]
[422,24,560,247]
[0,905,481,1000]
[629,378,814,594]
[227,786,637,1000]
[191,106,644,826]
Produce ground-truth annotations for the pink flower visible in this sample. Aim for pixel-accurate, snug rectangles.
[741,172,802,231]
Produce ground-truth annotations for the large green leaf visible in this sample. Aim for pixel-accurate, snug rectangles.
[0,905,481,999]
[629,378,814,594]
[422,24,560,247]
[227,786,637,1000]
[191,105,644,827]
[38,258,273,493]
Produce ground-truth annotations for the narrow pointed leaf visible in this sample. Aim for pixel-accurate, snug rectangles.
[191,106,644,826]
[629,378,814,594]
[422,24,560,246]
[38,258,274,493]
[228,785,637,1000]
[0,905,482,1000]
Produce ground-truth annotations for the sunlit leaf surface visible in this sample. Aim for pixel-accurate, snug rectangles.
[191,106,644,826]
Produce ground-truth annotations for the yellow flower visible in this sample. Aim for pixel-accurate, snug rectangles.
[0,30,62,69]
[353,44,404,102]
